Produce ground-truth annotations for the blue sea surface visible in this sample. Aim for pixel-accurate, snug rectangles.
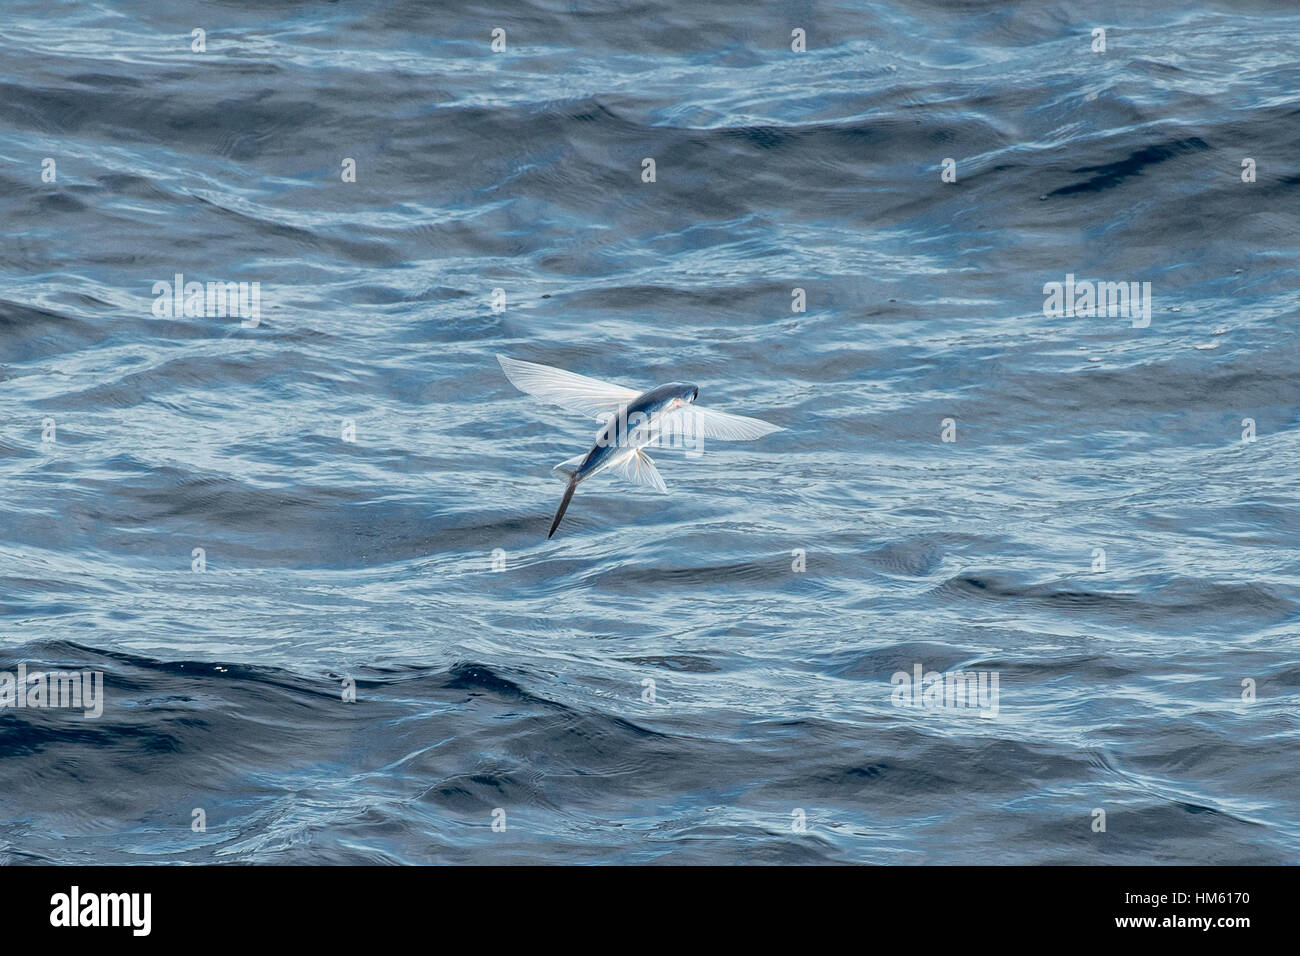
[1,0,1298,863]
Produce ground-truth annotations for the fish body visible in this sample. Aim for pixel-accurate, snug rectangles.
[496,355,780,538]
[566,382,698,483]
[550,382,697,537]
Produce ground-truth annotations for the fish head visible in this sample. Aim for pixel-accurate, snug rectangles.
[663,383,699,409]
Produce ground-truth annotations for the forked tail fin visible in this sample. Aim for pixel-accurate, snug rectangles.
[549,475,578,539]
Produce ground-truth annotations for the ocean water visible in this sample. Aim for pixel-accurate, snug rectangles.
[2,0,1298,865]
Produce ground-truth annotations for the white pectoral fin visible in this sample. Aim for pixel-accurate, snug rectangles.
[680,405,783,441]
[611,448,668,493]
[497,355,640,419]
